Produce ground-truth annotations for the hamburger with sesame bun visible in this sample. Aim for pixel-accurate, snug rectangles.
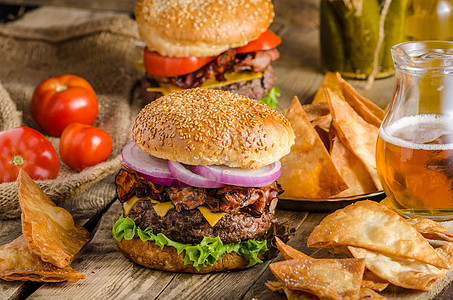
[134,0,281,106]
[113,88,295,273]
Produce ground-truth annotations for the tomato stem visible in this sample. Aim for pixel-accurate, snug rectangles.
[12,155,24,167]
[56,85,68,92]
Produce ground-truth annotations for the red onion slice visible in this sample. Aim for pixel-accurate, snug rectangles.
[168,160,225,188]
[121,141,184,186]
[191,161,281,187]
[136,170,187,187]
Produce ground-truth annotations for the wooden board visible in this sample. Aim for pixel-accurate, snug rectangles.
[1,3,453,300]
[20,201,310,300]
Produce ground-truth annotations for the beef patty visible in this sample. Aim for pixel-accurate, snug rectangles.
[126,200,276,244]
[140,65,275,103]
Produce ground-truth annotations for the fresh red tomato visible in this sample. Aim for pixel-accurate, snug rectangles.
[31,74,98,137]
[0,126,60,183]
[144,48,216,77]
[59,123,112,172]
[234,30,282,54]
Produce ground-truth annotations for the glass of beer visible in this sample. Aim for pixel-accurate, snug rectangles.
[376,41,453,220]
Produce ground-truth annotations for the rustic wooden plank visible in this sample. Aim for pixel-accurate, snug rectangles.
[155,209,308,300]
[273,23,323,107]
[25,200,175,299]
[245,209,453,300]
[274,0,319,28]
[0,217,26,300]
[438,283,453,300]
[0,208,92,299]
[2,2,449,299]
[243,213,329,299]
[157,267,271,300]
[0,276,26,300]
[25,201,309,300]
[0,219,21,246]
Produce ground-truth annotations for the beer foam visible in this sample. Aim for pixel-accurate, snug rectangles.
[380,114,453,150]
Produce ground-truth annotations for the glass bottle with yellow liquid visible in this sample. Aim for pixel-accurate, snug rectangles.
[376,41,453,220]
[405,0,453,41]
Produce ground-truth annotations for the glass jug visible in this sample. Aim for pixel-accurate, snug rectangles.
[376,41,453,220]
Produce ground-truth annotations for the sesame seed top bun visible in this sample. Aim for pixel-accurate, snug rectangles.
[132,88,294,169]
[134,0,275,57]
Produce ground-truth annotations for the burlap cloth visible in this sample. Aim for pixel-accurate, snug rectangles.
[0,12,147,219]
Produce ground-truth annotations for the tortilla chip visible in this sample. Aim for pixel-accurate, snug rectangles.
[18,169,91,268]
[348,246,448,291]
[0,236,85,283]
[328,246,390,292]
[303,102,331,122]
[310,114,331,128]
[307,200,448,269]
[330,133,377,197]
[270,257,365,299]
[337,73,385,122]
[266,281,317,300]
[304,102,332,135]
[266,280,284,292]
[436,243,453,268]
[325,88,382,190]
[359,288,388,299]
[406,218,453,242]
[362,270,389,292]
[275,237,311,260]
[279,96,348,198]
[313,72,342,104]
[315,125,331,152]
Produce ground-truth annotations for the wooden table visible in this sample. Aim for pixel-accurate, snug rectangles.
[1,2,453,299]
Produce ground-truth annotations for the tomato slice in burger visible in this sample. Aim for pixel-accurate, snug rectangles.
[235,30,282,54]
[143,48,216,77]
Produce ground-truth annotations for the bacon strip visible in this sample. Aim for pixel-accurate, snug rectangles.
[115,167,164,202]
[147,48,280,89]
[167,186,207,212]
[115,166,283,215]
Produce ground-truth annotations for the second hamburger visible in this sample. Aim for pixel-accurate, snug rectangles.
[134,0,281,104]
[113,88,294,273]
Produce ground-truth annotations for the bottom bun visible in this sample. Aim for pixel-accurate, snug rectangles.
[116,238,250,273]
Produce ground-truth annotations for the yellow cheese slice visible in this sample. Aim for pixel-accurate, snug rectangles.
[124,196,223,226]
[123,196,175,218]
[150,200,175,217]
[146,71,263,95]
[123,196,147,215]
[197,206,225,227]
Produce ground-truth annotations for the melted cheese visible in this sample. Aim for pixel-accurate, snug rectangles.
[124,196,224,227]
[123,196,174,217]
[197,206,225,227]
[123,196,146,215]
[150,200,174,217]
[146,71,263,95]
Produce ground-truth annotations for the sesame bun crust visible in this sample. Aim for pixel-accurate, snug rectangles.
[132,88,295,169]
[134,0,274,57]
[116,238,249,273]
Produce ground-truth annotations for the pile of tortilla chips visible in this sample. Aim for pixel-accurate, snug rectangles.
[0,170,91,283]
[278,72,385,199]
[267,200,453,299]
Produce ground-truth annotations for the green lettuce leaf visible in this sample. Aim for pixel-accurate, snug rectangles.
[112,215,268,270]
[259,87,280,108]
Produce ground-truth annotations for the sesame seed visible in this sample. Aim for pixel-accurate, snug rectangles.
[135,0,275,55]
[132,88,293,169]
